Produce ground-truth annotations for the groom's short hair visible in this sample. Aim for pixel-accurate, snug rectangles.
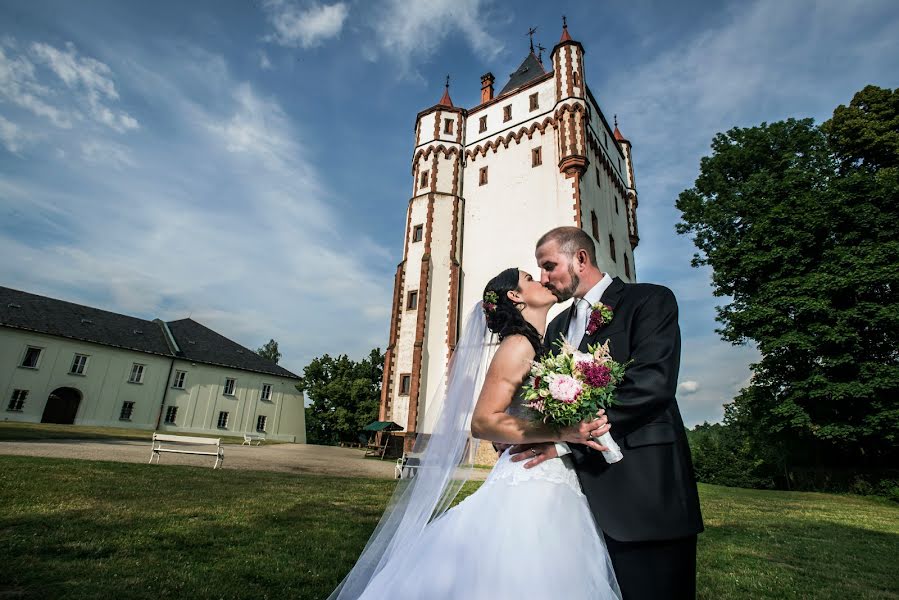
[537,226,598,266]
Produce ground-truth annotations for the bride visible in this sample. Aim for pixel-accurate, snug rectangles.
[329,267,621,599]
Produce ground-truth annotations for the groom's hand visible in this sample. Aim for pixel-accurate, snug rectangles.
[509,442,558,469]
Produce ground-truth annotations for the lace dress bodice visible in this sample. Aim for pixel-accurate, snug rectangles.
[481,390,584,497]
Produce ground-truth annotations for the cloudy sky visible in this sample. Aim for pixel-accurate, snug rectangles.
[1,0,897,426]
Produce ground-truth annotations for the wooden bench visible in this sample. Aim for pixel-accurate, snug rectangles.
[242,433,265,446]
[395,453,422,479]
[149,433,224,469]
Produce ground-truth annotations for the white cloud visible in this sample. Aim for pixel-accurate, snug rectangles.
[80,139,135,169]
[257,50,273,70]
[368,0,503,78]
[263,1,349,49]
[678,380,700,395]
[0,42,72,128]
[0,115,28,153]
[0,46,393,377]
[0,38,138,134]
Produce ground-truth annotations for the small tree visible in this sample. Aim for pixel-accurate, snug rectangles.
[256,339,281,364]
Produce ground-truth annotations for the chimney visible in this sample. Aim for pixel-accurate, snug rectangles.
[480,72,495,103]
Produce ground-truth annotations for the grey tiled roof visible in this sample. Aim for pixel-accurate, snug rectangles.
[167,318,299,379]
[499,52,547,96]
[0,286,171,355]
[0,286,299,379]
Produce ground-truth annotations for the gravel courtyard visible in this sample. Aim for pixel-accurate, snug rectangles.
[0,438,490,480]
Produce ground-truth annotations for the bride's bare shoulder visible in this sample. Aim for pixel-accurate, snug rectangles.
[489,335,535,375]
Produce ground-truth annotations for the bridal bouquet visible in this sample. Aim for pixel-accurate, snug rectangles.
[521,338,627,464]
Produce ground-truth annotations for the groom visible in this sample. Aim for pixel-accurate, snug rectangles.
[512,226,704,599]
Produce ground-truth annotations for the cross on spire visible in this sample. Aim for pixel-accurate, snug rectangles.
[527,26,538,54]
[536,43,546,64]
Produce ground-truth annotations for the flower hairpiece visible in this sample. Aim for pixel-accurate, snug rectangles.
[482,290,499,314]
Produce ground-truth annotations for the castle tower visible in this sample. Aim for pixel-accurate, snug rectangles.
[380,22,640,448]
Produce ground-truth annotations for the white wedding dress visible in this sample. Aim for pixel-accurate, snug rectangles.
[357,395,622,600]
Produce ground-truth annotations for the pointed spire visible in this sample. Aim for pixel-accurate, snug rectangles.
[613,114,628,142]
[560,15,572,42]
[438,74,453,107]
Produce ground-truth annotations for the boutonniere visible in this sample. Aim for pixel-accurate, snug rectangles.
[585,303,614,335]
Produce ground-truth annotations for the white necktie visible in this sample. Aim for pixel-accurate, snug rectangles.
[568,298,588,349]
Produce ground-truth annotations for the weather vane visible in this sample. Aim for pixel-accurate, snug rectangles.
[527,26,538,53]
[445,74,450,89]
[562,15,568,29]
[537,43,546,64]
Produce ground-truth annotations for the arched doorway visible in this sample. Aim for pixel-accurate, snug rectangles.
[41,387,82,424]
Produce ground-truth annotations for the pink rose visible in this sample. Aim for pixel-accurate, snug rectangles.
[548,374,583,404]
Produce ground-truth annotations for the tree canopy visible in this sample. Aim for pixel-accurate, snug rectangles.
[676,85,898,472]
[298,348,384,446]
[256,339,282,364]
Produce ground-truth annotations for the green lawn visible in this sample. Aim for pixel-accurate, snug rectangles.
[0,422,271,445]
[0,456,896,600]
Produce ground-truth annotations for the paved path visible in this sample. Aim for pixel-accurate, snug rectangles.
[0,439,490,480]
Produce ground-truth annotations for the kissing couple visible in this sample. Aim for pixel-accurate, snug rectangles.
[329,226,704,600]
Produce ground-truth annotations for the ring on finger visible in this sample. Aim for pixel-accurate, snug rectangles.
[530,448,538,456]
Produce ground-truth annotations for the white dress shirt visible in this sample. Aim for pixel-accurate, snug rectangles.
[555,273,614,458]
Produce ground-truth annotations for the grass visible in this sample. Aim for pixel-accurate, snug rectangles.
[0,456,896,600]
[0,422,274,445]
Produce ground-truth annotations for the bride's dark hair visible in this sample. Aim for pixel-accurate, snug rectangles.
[482,267,543,354]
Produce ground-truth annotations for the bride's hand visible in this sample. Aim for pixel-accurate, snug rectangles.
[560,410,611,452]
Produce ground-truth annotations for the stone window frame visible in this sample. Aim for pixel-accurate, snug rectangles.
[532,147,542,167]
[399,374,411,396]
[412,224,423,243]
[503,105,512,122]
[419,170,429,189]
[529,93,539,111]
[479,115,487,133]
[479,166,488,186]
[609,234,617,263]
[406,290,418,311]
[591,211,599,241]
[444,118,454,135]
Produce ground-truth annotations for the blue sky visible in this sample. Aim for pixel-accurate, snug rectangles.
[1,0,897,426]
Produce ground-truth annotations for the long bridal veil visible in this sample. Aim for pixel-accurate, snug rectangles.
[328,305,491,599]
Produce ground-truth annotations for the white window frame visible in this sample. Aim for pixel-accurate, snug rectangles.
[217,411,229,429]
[223,378,236,396]
[256,415,267,432]
[70,354,89,375]
[7,389,28,411]
[261,384,272,402]
[20,346,42,369]
[172,370,186,389]
[164,405,178,424]
[119,401,135,421]
[128,363,145,384]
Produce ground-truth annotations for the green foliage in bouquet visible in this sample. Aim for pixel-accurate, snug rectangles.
[521,338,628,427]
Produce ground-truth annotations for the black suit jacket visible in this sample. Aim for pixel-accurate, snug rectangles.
[544,277,703,542]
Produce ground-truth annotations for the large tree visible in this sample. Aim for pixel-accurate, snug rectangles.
[298,348,384,445]
[256,339,281,364]
[676,86,898,471]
